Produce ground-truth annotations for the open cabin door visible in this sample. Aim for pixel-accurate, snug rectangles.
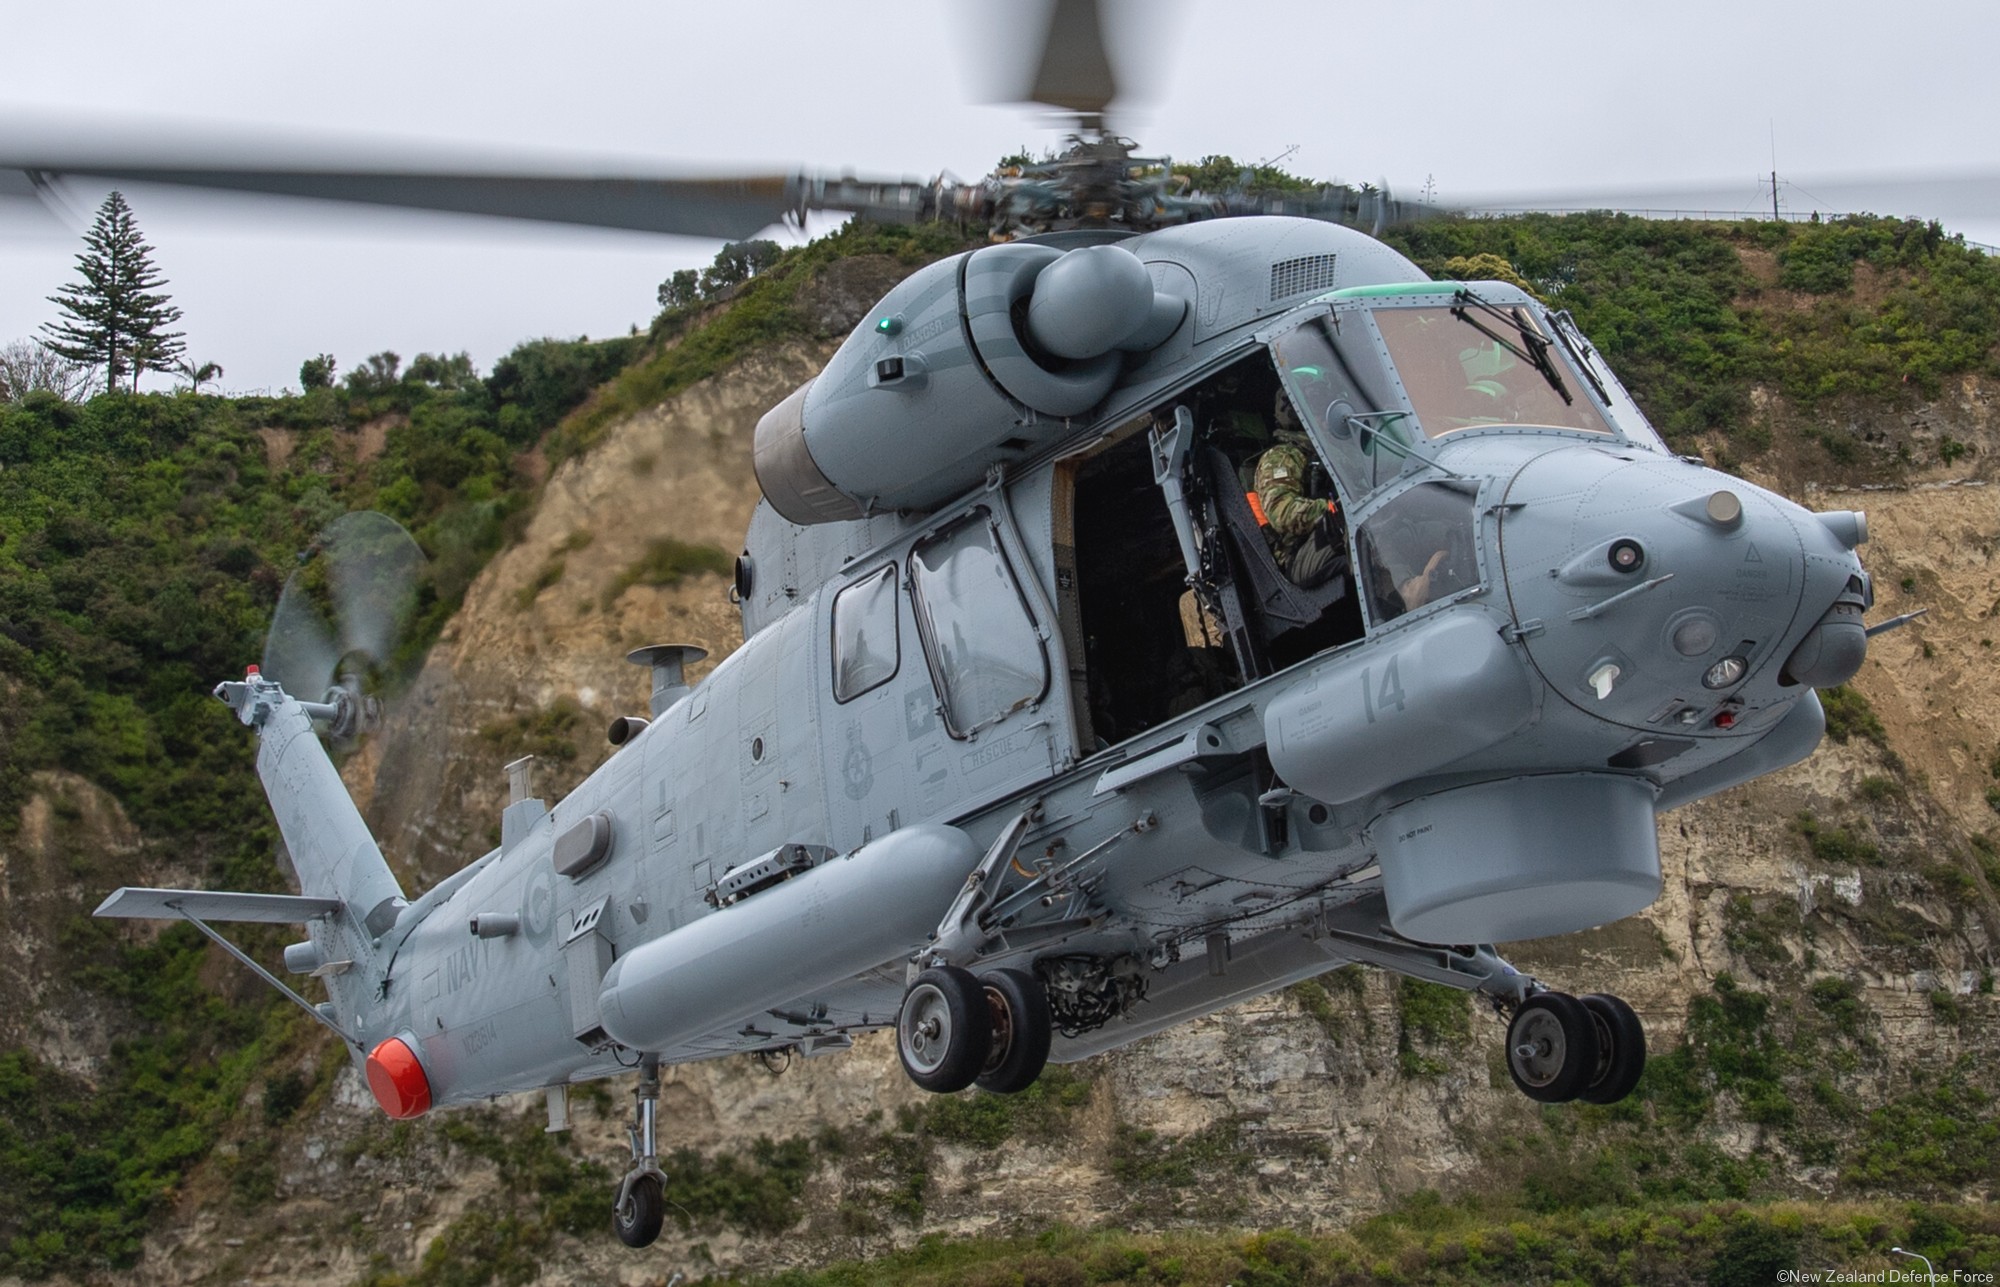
[1057,349,1366,753]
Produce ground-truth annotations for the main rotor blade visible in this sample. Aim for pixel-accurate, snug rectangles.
[1024,0,1119,119]
[0,159,809,240]
[0,120,941,239]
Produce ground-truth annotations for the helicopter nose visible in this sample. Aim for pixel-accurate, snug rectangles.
[1497,448,1866,732]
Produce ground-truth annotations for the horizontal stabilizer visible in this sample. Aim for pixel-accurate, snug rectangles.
[94,887,343,924]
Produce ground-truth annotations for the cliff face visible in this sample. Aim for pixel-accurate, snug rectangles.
[9,273,1998,1287]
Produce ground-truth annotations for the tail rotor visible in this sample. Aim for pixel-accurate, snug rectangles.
[261,511,427,744]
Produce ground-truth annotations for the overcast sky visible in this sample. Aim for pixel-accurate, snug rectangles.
[3,0,1997,394]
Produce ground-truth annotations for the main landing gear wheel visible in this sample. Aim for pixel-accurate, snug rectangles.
[975,968,1054,1095]
[898,965,991,1093]
[614,1173,664,1249]
[1506,992,1600,1104]
[1577,993,1647,1105]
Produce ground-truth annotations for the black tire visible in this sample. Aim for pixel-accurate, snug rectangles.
[1577,993,1647,1105]
[897,965,991,1093]
[1505,992,1600,1104]
[975,968,1054,1095]
[614,1173,664,1248]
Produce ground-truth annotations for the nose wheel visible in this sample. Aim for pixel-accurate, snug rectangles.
[1505,991,1645,1105]
[613,1059,667,1248]
[897,965,1053,1094]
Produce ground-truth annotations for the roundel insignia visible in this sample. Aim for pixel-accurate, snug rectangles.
[842,724,874,801]
[521,864,557,946]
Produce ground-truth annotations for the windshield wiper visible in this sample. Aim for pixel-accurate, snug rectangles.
[1449,289,1572,406]
[1546,309,1612,407]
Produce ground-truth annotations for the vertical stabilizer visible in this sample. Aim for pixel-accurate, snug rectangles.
[217,672,407,941]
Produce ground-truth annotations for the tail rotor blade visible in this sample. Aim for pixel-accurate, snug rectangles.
[323,512,425,670]
[262,577,341,701]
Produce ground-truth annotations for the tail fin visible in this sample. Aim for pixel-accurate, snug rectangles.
[218,671,407,940]
[91,671,405,1049]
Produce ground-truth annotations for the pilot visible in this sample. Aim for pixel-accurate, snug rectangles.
[1249,392,1344,589]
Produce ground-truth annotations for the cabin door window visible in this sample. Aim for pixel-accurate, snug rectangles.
[831,563,900,703]
[908,508,1050,739]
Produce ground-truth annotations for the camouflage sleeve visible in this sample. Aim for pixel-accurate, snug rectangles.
[1254,444,1323,540]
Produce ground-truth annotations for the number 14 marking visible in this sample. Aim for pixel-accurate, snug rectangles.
[1361,658,1407,724]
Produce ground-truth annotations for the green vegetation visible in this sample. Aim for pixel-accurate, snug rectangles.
[1723,894,1801,973]
[661,1135,816,1236]
[1386,212,2000,446]
[1178,154,1329,201]
[1287,965,1371,1043]
[1857,774,1901,802]
[725,1200,2000,1285]
[0,327,642,1277]
[657,238,784,312]
[1792,810,1883,867]
[0,933,310,1274]
[918,1064,1095,1147]
[40,190,185,395]
[1112,1119,1248,1207]
[358,1111,607,1287]
[477,696,585,763]
[6,197,2000,1281]
[1844,1060,2000,1194]
[1395,977,1470,1077]
[1819,684,1890,748]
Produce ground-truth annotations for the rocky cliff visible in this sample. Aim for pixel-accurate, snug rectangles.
[7,241,1998,1287]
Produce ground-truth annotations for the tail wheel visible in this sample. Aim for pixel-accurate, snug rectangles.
[1577,993,1647,1105]
[897,965,991,1093]
[975,968,1054,1095]
[1505,991,1600,1104]
[614,1173,664,1248]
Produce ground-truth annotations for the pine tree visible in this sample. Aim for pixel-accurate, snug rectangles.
[41,191,186,394]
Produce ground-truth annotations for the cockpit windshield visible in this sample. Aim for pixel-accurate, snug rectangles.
[1372,304,1613,439]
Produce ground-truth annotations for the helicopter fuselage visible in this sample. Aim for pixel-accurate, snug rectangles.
[115,215,1863,1128]
[279,216,1868,1114]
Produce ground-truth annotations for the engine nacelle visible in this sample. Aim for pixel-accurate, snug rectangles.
[753,240,1186,524]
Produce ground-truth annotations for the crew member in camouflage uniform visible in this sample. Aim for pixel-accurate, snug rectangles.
[1250,395,1343,589]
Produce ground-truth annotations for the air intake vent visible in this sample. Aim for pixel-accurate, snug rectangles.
[1270,253,1339,301]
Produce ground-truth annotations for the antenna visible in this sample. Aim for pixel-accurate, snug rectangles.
[1769,120,1781,222]
[1255,143,1301,171]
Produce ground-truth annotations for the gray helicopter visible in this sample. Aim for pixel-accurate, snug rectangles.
[52,0,1894,1251]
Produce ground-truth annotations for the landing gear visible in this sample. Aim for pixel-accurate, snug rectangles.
[615,1175,664,1249]
[975,968,1053,1094]
[613,1058,666,1248]
[897,965,991,1093]
[896,964,1056,1095]
[1578,993,1646,1105]
[1507,992,1598,1103]
[1504,991,1645,1105]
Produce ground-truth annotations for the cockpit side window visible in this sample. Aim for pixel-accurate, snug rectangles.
[1373,305,1614,439]
[1271,321,1393,500]
[1355,482,1482,623]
